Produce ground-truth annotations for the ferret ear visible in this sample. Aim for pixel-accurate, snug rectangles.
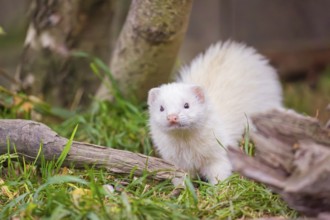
[148,88,160,106]
[192,86,205,103]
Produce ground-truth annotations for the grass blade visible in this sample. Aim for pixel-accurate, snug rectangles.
[55,124,78,173]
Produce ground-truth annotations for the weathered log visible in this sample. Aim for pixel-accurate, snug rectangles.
[0,119,186,182]
[228,109,330,217]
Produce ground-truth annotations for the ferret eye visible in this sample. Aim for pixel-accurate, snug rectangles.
[184,103,189,109]
[160,106,164,112]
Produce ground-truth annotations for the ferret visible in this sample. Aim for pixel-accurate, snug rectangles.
[147,41,283,185]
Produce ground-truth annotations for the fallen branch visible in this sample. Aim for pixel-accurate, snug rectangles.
[0,119,186,182]
[228,109,330,217]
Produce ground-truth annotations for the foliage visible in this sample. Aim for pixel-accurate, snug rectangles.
[0,155,296,219]
[54,55,153,155]
[55,98,152,155]
[0,26,5,35]
[0,96,297,219]
[284,70,330,122]
[6,59,330,219]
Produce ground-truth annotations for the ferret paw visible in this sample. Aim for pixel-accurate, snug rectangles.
[200,162,232,185]
[172,177,185,188]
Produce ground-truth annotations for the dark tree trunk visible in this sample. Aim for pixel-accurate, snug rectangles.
[16,0,117,108]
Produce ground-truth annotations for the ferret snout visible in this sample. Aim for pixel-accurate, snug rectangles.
[167,114,179,124]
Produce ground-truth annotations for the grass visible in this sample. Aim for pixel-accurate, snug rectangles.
[283,70,330,122]
[0,157,295,219]
[4,61,330,219]
[0,97,297,219]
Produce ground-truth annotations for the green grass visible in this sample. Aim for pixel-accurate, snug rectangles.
[6,59,329,219]
[283,70,330,122]
[0,96,297,219]
[55,98,153,156]
[0,157,295,219]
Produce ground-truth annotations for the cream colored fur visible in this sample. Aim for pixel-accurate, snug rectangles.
[148,41,283,185]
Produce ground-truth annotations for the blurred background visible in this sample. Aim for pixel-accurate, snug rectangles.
[0,0,329,121]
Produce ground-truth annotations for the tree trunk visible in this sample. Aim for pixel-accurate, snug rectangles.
[0,119,186,182]
[228,109,330,217]
[16,0,117,108]
[96,0,193,101]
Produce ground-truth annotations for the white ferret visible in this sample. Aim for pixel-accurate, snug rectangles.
[147,41,282,185]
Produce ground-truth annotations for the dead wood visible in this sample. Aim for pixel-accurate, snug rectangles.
[0,119,186,182]
[228,109,330,217]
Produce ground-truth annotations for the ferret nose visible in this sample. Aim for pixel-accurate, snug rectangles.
[167,114,178,123]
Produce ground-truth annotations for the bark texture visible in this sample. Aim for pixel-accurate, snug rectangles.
[16,0,116,108]
[0,119,186,182]
[228,109,330,217]
[96,0,193,101]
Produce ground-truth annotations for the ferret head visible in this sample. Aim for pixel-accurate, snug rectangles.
[148,83,208,132]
